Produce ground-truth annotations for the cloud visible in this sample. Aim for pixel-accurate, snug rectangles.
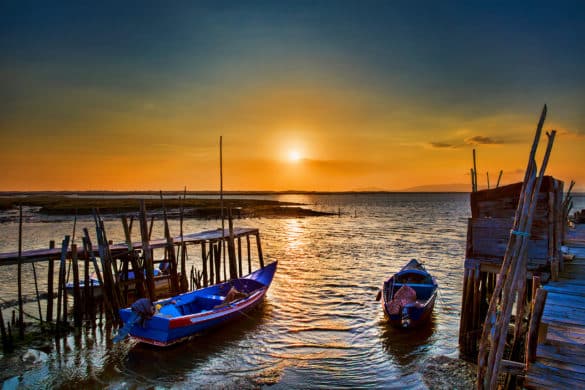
[429,142,458,149]
[464,136,504,145]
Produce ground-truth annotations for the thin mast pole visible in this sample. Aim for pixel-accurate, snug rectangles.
[220,136,226,281]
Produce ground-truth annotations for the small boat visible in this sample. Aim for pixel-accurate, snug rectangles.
[116,261,277,346]
[66,267,169,298]
[381,259,437,328]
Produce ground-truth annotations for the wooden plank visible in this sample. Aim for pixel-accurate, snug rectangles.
[547,279,585,287]
[532,360,585,381]
[545,292,585,308]
[538,343,585,367]
[544,284,585,297]
[0,227,261,266]
[542,313,585,327]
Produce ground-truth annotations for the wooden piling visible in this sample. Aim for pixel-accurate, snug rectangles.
[17,204,24,338]
[71,244,82,328]
[139,201,156,301]
[160,192,180,294]
[82,237,91,323]
[0,304,11,353]
[214,243,221,284]
[47,240,55,323]
[526,288,547,366]
[94,214,123,321]
[122,216,145,299]
[227,209,238,280]
[496,170,503,188]
[246,235,252,274]
[237,236,243,277]
[179,187,188,291]
[201,242,208,287]
[256,233,265,268]
[208,243,215,286]
[56,236,71,331]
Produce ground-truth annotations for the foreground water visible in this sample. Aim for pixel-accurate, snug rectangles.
[1,193,583,388]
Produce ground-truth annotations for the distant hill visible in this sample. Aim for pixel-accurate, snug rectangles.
[401,183,473,192]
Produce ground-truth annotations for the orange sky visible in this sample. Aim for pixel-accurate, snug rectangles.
[1,2,584,191]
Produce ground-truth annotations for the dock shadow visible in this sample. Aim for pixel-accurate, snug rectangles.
[379,315,436,367]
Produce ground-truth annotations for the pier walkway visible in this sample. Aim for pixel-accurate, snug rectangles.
[525,226,585,389]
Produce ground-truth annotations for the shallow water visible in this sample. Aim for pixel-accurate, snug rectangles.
[1,193,584,388]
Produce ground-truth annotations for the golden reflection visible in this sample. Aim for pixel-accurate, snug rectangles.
[284,218,304,250]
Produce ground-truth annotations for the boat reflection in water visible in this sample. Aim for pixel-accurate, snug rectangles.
[380,316,436,367]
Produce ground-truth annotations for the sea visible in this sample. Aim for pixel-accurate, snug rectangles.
[1,192,584,388]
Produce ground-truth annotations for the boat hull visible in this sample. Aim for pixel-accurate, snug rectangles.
[382,259,437,329]
[119,261,277,346]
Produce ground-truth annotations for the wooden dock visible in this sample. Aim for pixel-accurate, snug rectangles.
[0,227,260,266]
[525,228,585,389]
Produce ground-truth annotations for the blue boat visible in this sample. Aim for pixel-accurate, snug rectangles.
[117,261,277,346]
[381,259,437,328]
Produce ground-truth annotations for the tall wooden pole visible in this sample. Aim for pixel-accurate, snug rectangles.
[220,136,226,281]
[139,201,155,301]
[160,191,180,294]
[17,204,24,338]
[46,240,55,322]
[496,170,503,188]
[473,149,478,192]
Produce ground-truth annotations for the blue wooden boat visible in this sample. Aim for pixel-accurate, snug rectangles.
[381,259,437,328]
[116,261,277,346]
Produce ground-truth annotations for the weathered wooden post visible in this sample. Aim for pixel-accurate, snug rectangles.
[47,240,55,323]
[0,305,11,352]
[139,201,156,301]
[237,236,243,277]
[179,188,188,292]
[256,232,265,268]
[201,242,208,287]
[94,215,123,321]
[246,235,252,274]
[82,236,91,323]
[214,243,221,284]
[526,288,548,366]
[71,244,82,328]
[122,216,145,299]
[227,209,238,280]
[56,236,71,331]
[160,191,180,294]
[17,204,24,338]
[208,242,214,286]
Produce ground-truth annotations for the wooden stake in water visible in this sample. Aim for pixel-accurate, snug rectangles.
[160,191,180,294]
[17,204,24,338]
[496,170,503,188]
[47,240,55,323]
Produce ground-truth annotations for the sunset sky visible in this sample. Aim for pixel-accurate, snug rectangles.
[1,1,584,191]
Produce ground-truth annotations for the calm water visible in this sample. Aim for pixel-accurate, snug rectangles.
[1,193,584,388]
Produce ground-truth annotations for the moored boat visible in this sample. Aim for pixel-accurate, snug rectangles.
[115,261,277,346]
[381,259,437,328]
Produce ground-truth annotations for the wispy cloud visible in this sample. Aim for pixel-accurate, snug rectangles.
[429,142,458,149]
[464,136,504,145]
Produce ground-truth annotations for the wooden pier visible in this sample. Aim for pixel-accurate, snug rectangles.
[0,201,267,350]
[524,229,585,389]
[459,176,565,359]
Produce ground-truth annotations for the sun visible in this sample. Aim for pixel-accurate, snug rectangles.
[288,150,302,162]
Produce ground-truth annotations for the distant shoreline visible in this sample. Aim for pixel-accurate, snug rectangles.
[0,193,337,218]
[0,190,473,197]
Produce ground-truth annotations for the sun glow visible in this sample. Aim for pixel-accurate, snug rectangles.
[288,150,302,162]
